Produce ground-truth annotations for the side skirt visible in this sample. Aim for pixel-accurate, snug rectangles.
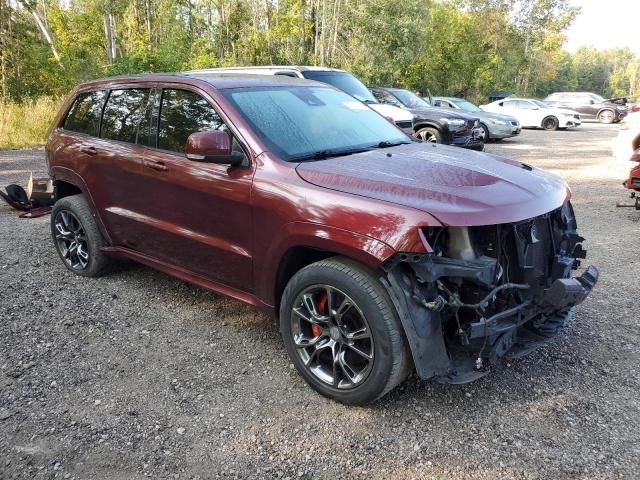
[101,246,273,314]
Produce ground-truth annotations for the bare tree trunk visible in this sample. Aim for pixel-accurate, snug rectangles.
[18,0,63,68]
[145,0,152,52]
[330,0,340,64]
[103,5,117,66]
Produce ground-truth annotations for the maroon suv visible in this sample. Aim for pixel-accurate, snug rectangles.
[46,73,598,404]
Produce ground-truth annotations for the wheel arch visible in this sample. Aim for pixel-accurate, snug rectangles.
[259,222,398,313]
[413,121,442,133]
[49,166,113,244]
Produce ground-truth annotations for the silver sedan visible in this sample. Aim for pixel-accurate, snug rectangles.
[432,96,521,141]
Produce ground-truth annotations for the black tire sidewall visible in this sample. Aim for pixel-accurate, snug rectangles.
[51,195,109,277]
[280,260,404,404]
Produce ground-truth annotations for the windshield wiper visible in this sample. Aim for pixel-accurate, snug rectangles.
[293,148,370,162]
[372,140,412,148]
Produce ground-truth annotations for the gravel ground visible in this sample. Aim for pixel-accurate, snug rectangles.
[1,123,639,480]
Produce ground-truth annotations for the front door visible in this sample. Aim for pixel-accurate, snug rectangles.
[133,87,255,291]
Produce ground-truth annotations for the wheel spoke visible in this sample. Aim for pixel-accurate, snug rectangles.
[345,327,370,341]
[338,349,358,385]
[302,293,329,323]
[347,343,373,361]
[304,339,331,366]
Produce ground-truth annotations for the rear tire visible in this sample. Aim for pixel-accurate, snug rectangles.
[541,116,559,130]
[415,127,442,143]
[280,257,412,404]
[51,195,111,277]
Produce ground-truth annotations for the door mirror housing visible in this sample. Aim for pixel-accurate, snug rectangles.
[589,99,595,104]
[185,130,244,166]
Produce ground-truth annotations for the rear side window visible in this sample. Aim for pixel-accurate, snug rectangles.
[101,89,153,145]
[63,91,107,136]
[158,89,224,153]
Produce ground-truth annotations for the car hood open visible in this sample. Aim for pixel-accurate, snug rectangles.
[295,143,569,227]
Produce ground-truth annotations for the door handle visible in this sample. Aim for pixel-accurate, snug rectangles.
[143,159,168,172]
[81,146,97,156]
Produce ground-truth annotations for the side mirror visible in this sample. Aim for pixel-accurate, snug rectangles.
[185,130,244,166]
[589,99,595,104]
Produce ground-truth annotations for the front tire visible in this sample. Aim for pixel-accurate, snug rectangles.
[542,116,559,130]
[480,123,491,142]
[51,195,111,277]
[280,257,412,404]
[415,127,442,143]
[598,109,614,124]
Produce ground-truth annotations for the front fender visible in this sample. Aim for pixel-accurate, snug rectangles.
[256,221,396,307]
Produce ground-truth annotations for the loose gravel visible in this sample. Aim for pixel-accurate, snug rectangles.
[1,123,639,479]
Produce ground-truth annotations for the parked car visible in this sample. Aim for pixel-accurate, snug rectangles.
[544,92,628,124]
[432,96,521,141]
[188,66,414,134]
[481,97,581,130]
[370,87,484,150]
[46,73,597,404]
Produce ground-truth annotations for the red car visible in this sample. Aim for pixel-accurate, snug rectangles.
[46,74,597,404]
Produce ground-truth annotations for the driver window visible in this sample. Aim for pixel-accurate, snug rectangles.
[158,88,247,161]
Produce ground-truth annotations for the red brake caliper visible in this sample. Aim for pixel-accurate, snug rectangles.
[311,292,328,337]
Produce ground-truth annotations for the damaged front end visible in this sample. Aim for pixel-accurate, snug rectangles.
[382,202,598,384]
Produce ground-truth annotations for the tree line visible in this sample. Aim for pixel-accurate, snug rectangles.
[0,0,638,103]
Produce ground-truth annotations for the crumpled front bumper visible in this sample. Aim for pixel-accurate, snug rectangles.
[380,204,597,384]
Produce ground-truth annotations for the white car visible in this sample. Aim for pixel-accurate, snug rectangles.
[187,66,415,134]
[480,97,581,130]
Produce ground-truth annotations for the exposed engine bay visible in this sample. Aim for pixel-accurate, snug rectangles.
[382,201,598,383]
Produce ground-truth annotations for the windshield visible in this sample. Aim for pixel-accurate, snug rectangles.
[391,89,431,109]
[222,86,411,161]
[451,99,481,112]
[301,71,377,103]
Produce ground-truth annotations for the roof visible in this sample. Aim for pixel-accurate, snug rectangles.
[189,65,345,73]
[71,72,325,91]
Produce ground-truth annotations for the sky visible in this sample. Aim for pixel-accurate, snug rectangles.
[564,0,640,52]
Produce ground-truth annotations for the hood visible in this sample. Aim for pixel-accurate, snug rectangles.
[295,143,568,227]
[409,106,478,121]
[368,103,414,122]
[477,111,518,123]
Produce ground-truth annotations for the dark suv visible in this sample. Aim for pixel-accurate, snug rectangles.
[544,92,628,123]
[370,87,484,150]
[46,73,597,404]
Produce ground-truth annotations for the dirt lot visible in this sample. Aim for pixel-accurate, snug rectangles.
[1,123,639,479]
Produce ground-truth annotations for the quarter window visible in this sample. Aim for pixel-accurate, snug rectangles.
[101,89,153,144]
[158,89,224,153]
[63,91,107,136]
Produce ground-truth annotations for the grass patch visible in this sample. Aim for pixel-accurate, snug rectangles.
[0,97,63,149]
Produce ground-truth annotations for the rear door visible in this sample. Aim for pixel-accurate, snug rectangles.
[88,87,158,246]
[132,87,254,290]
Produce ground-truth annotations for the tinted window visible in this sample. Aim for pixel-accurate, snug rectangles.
[101,89,152,144]
[63,91,107,136]
[372,89,400,106]
[158,89,224,153]
[302,71,377,103]
[390,89,431,109]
